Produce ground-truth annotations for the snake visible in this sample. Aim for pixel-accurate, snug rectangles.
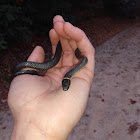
[12,40,90,91]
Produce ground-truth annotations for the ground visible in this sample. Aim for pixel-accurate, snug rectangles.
[1,21,140,140]
[0,9,139,110]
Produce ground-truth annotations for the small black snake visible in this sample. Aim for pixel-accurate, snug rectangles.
[12,39,90,91]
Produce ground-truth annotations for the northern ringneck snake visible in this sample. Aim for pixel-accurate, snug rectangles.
[12,39,91,91]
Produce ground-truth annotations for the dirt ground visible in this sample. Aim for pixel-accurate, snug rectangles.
[0,9,139,110]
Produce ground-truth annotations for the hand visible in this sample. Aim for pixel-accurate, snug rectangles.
[8,15,95,140]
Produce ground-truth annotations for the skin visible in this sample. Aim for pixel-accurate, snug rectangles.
[8,15,95,140]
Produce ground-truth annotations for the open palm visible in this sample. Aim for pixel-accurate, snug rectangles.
[8,15,95,140]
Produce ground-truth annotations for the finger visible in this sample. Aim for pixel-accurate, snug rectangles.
[22,46,45,71]
[54,21,75,66]
[68,40,79,64]
[53,15,65,24]
[64,22,95,73]
[27,46,45,62]
[49,28,62,68]
[54,21,71,40]
[60,37,74,66]
[49,29,60,57]
[53,15,77,50]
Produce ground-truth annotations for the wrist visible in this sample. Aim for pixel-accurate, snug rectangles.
[11,119,47,140]
[10,117,68,140]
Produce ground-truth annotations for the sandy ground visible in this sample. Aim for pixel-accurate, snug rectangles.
[0,24,140,140]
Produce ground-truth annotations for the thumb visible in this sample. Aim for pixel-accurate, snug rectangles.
[20,46,45,72]
[27,46,45,63]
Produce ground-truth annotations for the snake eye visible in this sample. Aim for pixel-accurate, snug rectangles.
[62,79,71,91]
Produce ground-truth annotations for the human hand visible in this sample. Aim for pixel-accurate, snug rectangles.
[8,15,95,140]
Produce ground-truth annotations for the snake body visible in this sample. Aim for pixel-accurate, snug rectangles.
[12,41,88,91]
[62,57,88,90]
[14,41,62,71]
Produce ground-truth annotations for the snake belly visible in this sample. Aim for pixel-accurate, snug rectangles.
[12,41,88,91]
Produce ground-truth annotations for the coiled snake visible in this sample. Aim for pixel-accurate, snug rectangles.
[12,38,91,91]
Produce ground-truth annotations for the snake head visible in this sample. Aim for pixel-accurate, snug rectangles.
[62,78,71,91]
